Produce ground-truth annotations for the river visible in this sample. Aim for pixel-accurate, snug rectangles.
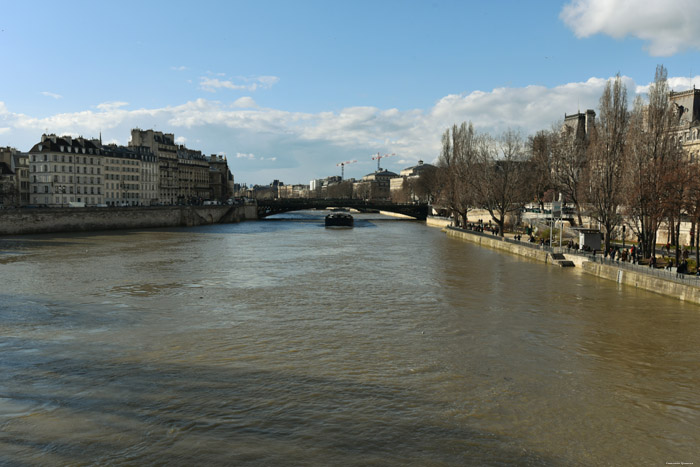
[1,211,699,465]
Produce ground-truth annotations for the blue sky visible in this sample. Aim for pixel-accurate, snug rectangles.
[2,0,700,185]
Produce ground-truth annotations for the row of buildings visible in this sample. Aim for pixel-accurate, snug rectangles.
[261,160,436,202]
[0,129,234,207]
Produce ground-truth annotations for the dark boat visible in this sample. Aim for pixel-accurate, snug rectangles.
[325,213,354,228]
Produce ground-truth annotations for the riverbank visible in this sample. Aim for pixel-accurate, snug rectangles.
[0,204,257,235]
[441,224,700,306]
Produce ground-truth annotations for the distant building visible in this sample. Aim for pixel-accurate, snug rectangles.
[353,169,398,201]
[563,109,596,140]
[390,160,437,203]
[209,155,234,201]
[669,88,700,161]
[278,184,309,198]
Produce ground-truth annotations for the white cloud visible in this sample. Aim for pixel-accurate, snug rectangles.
[257,76,280,87]
[0,74,677,183]
[175,136,186,145]
[201,77,249,92]
[0,127,10,134]
[200,75,280,93]
[235,152,276,162]
[41,91,63,99]
[96,101,129,111]
[232,97,258,108]
[171,65,188,71]
[636,75,700,94]
[561,0,700,56]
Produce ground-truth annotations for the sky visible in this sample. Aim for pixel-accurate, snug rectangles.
[2,0,700,185]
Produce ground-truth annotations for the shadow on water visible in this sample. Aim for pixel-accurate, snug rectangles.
[0,345,557,466]
[0,296,557,466]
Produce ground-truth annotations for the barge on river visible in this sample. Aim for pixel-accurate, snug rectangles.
[325,213,354,228]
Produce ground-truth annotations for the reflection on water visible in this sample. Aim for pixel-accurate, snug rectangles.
[1,211,699,465]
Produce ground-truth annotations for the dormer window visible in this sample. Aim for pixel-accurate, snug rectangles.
[60,146,64,152]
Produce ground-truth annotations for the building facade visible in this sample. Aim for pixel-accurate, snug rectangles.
[28,135,104,207]
[129,129,177,204]
[22,129,235,208]
[669,88,700,161]
[0,147,29,206]
[177,146,210,204]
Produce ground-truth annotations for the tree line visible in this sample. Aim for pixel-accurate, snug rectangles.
[433,65,699,266]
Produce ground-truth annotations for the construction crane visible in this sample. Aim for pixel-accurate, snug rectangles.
[371,152,395,171]
[336,159,357,180]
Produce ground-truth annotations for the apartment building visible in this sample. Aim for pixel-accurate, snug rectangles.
[28,135,104,206]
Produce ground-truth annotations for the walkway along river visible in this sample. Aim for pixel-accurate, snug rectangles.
[0,211,698,465]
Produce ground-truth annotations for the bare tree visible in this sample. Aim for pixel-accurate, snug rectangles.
[624,65,685,260]
[473,129,532,237]
[549,122,589,226]
[585,74,629,253]
[529,130,555,213]
[436,122,478,226]
[411,164,439,204]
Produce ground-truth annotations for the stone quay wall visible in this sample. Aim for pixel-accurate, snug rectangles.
[0,204,258,236]
[580,261,700,304]
[444,226,700,306]
[445,226,552,263]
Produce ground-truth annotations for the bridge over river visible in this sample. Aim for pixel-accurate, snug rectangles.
[256,199,429,220]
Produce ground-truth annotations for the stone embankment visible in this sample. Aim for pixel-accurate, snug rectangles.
[0,204,257,236]
[438,222,700,306]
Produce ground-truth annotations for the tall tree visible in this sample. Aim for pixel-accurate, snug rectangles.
[529,130,555,212]
[436,122,478,227]
[550,122,589,226]
[624,65,685,259]
[585,74,629,253]
[473,129,532,237]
